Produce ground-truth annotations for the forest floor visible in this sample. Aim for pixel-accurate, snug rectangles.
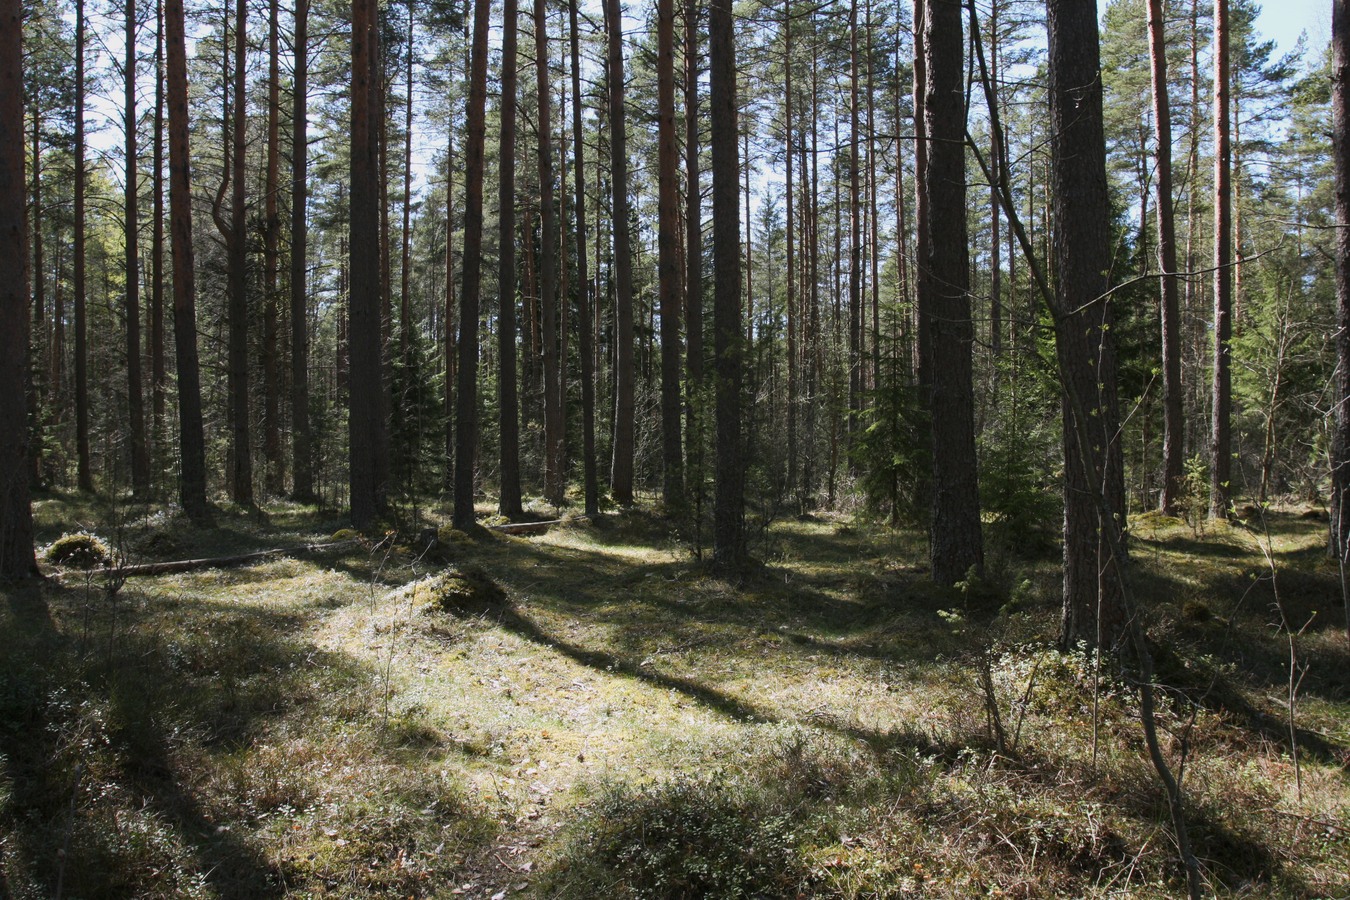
[2,493,1349,898]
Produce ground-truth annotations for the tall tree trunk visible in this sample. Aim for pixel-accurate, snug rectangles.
[1149,0,1184,515]
[350,0,388,526]
[784,0,796,508]
[606,0,636,505]
[658,0,683,512]
[166,0,208,522]
[30,107,45,489]
[444,114,458,492]
[923,0,982,586]
[454,0,491,529]
[228,0,253,505]
[498,0,523,517]
[262,0,283,494]
[1210,0,1232,519]
[912,0,929,387]
[537,0,565,507]
[74,0,92,493]
[152,0,166,446]
[570,0,598,516]
[710,0,743,568]
[126,0,150,497]
[848,0,862,440]
[684,0,703,504]
[1047,0,1125,651]
[1332,0,1350,562]
[291,0,314,501]
[0,0,37,577]
[400,0,415,358]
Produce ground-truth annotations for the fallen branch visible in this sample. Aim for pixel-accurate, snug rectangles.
[75,539,363,578]
[486,516,585,535]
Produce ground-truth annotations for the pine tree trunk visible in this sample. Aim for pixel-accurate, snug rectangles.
[400,2,415,359]
[684,0,704,505]
[1148,0,1184,515]
[291,0,314,501]
[606,0,636,505]
[350,0,386,526]
[1332,0,1350,563]
[0,0,37,576]
[74,0,92,494]
[498,0,523,517]
[1047,0,1126,651]
[152,0,166,447]
[710,0,744,569]
[126,0,150,498]
[1210,0,1233,519]
[165,0,208,522]
[537,0,566,507]
[784,0,796,509]
[923,0,982,585]
[570,0,598,516]
[262,0,283,495]
[228,0,253,505]
[658,0,684,513]
[454,0,492,529]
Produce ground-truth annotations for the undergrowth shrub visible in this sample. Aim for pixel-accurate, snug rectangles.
[548,773,817,899]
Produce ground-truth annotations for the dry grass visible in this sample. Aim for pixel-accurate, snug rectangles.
[1,497,1347,898]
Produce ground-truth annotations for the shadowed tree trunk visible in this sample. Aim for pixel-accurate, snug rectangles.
[350,0,389,526]
[291,0,313,501]
[570,0,598,516]
[0,0,37,577]
[537,0,565,507]
[923,0,982,586]
[1047,0,1126,651]
[1210,0,1233,519]
[262,0,283,494]
[658,0,683,513]
[1331,0,1350,563]
[1148,0,1184,515]
[166,0,208,522]
[454,0,491,529]
[499,0,523,518]
[685,0,704,505]
[710,0,744,569]
[151,0,166,446]
[125,0,150,497]
[606,0,636,505]
[75,0,92,494]
[227,0,253,505]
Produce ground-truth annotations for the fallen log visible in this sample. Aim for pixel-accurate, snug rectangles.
[485,516,585,536]
[87,539,362,578]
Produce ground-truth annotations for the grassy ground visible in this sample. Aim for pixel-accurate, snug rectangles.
[2,492,1347,898]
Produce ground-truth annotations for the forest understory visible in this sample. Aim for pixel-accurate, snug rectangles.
[2,493,1348,899]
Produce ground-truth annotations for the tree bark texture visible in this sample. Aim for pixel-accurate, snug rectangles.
[1210,0,1233,518]
[537,0,565,507]
[606,0,636,505]
[350,0,388,526]
[1332,0,1350,560]
[658,0,684,512]
[710,0,744,569]
[125,0,150,497]
[454,0,491,529]
[228,0,253,505]
[498,0,523,518]
[291,0,314,501]
[166,0,208,522]
[570,0,598,516]
[0,0,38,577]
[1047,0,1126,651]
[922,0,983,586]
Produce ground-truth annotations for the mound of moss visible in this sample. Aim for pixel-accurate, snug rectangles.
[44,532,113,569]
